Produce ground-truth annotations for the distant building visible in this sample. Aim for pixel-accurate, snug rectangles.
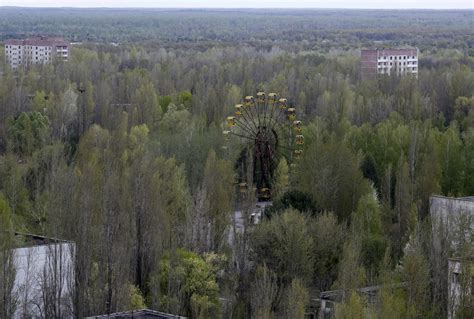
[4,36,69,69]
[361,48,418,79]
[9,232,75,318]
[85,309,187,318]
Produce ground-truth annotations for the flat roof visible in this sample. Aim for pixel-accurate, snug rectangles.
[12,231,72,248]
[4,36,69,47]
[431,194,474,203]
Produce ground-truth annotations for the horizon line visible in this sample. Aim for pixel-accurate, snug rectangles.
[1,6,473,10]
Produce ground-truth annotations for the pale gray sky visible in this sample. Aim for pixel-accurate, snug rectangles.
[1,0,473,9]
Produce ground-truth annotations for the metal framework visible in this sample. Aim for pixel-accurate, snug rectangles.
[223,92,303,200]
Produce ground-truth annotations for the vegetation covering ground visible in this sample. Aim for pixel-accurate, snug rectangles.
[0,8,473,319]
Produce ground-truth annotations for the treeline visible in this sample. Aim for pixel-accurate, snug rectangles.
[0,20,473,318]
[0,8,473,52]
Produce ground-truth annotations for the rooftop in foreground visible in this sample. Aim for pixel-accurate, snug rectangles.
[85,309,186,319]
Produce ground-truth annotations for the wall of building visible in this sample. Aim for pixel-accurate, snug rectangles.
[361,48,418,79]
[12,242,75,318]
[4,37,69,69]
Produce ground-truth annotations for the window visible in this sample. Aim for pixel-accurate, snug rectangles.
[390,56,393,60]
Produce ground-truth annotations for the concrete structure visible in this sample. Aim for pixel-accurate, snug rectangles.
[361,48,418,78]
[430,196,474,319]
[4,36,69,69]
[317,283,406,318]
[448,257,473,319]
[430,196,474,251]
[10,232,75,318]
[85,309,187,318]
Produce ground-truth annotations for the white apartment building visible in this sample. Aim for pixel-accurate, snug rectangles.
[361,48,419,78]
[4,36,69,69]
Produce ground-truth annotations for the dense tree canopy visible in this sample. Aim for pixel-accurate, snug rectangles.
[0,7,473,319]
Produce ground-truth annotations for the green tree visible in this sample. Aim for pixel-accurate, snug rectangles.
[0,192,17,318]
[264,190,319,218]
[194,150,234,252]
[6,112,51,157]
[283,278,309,319]
[128,284,146,310]
[334,291,368,319]
[132,81,162,130]
[250,265,277,319]
[353,192,387,280]
[297,138,371,222]
[333,238,366,299]
[252,209,314,284]
[311,212,346,291]
[273,157,289,198]
[397,229,431,319]
[155,249,221,318]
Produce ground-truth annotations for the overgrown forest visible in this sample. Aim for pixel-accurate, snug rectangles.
[0,8,473,319]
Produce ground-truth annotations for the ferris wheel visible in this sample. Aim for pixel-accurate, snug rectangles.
[223,92,304,200]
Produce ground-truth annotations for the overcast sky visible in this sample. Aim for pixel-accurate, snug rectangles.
[1,0,473,9]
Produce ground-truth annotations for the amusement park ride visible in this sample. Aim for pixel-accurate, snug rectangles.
[223,92,303,201]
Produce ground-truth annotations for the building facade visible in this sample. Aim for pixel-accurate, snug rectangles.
[430,196,474,319]
[4,36,69,69]
[448,257,473,319]
[8,232,75,318]
[361,48,418,78]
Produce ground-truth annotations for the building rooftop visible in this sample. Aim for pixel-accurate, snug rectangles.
[85,309,187,319]
[361,48,418,54]
[11,231,72,248]
[431,194,474,203]
[4,36,69,47]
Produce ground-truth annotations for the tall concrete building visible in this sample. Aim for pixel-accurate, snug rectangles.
[4,36,69,69]
[361,48,418,79]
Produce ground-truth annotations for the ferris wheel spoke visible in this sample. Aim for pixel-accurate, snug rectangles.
[240,106,260,133]
[229,131,257,140]
[262,100,271,129]
[243,102,260,132]
[256,102,262,128]
[234,116,258,136]
[268,108,287,131]
[266,104,285,131]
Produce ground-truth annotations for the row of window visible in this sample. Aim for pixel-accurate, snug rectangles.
[379,67,418,71]
[378,61,417,66]
[379,55,416,60]
[5,45,49,49]
[379,68,418,74]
